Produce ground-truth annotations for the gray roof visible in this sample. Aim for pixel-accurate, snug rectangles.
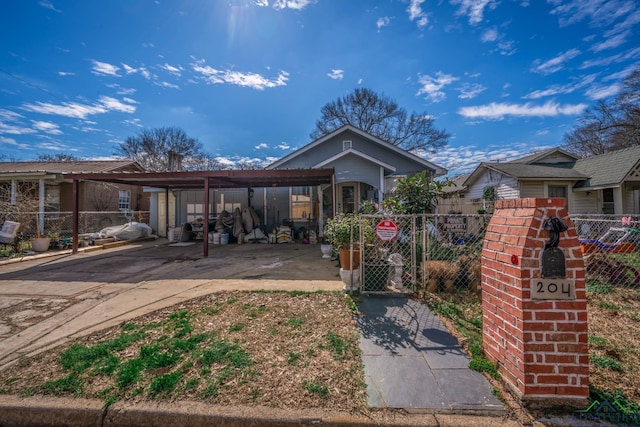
[487,162,587,180]
[573,145,640,189]
[505,147,578,164]
[0,160,143,175]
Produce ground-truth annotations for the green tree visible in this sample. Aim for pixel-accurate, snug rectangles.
[115,127,219,172]
[35,153,79,161]
[382,170,451,214]
[311,87,449,152]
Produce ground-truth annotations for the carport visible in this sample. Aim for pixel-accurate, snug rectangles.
[62,168,334,257]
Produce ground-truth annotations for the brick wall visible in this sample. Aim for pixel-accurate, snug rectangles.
[481,198,589,403]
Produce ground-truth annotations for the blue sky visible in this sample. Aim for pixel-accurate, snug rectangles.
[1,0,639,176]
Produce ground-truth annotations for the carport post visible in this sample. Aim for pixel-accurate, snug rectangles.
[165,188,169,239]
[203,177,209,257]
[72,179,79,254]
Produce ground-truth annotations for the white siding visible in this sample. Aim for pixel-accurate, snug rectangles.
[520,181,545,198]
[571,193,599,214]
[466,170,518,199]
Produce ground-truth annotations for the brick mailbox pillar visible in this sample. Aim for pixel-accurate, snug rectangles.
[481,198,589,405]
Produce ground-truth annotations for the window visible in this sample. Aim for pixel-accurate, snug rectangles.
[186,203,204,223]
[602,188,615,214]
[291,186,312,219]
[45,185,60,212]
[548,185,568,210]
[118,190,131,211]
[342,140,352,151]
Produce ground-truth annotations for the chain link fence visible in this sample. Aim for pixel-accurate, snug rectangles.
[1,211,150,254]
[354,213,640,295]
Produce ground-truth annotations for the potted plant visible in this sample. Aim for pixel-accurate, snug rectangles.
[324,213,374,269]
[30,212,51,252]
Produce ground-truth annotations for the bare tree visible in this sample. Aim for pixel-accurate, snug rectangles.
[564,67,640,156]
[35,153,79,161]
[115,127,217,171]
[311,87,449,152]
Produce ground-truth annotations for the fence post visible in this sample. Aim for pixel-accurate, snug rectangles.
[481,198,589,407]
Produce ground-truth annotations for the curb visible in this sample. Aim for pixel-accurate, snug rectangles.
[0,396,521,427]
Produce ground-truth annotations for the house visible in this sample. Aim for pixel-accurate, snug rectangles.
[456,146,640,214]
[0,160,149,235]
[267,124,448,228]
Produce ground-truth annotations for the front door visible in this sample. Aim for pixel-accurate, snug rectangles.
[338,183,357,214]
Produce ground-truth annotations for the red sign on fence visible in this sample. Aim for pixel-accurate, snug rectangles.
[376,220,398,241]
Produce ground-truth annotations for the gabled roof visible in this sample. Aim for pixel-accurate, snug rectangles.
[0,160,144,176]
[313,148,396,172]
[505,147,578,164]
[462,146,640,191]
[573,145,640,190]
[267,124,447,176]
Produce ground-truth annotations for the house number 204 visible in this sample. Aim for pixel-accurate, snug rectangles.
[532,279,576,300]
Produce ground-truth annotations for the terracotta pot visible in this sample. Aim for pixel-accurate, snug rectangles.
[339,247,361,270]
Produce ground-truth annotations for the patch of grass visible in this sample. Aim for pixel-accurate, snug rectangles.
[201,339,252,369]
[303,380,329,398]
[139,344,180,370]
[286,317,305,327]
[589,386,640,414]
[229,323,245,332]
[149,371,182,397]
[591,355,622,371]
[469,356,500,379]
[586,281,613,295]
[588,335,609,347]
[41,374,81,395]
[117,359,143,388]
[287,352,301,366]
[201,307,221,315]
[226,297,238,304]
[597,301,620,311]
[324,331,349,361]
[345,295,359,314]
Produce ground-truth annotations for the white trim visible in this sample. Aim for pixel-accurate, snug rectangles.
[313,148,396,172]
[267,124,447,175]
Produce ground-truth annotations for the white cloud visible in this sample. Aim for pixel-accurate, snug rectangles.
[21,96,136,119]
[481,28,498,42]
[590,30,630,52]
[549,0,636,28]
[58,71,75,76]
[31,120,63,135]
[377,17,391,30]
[580,46,640,68]
[191,60,289,90]
[272,0,314,10]
[523,73,597,99]
[255,143,269,149]
[585,83,621,100]
[155,81,180,89]
[457,83,486,99]
[458,101,588,119]
[327,69,344,80]
[38,0,61,13]
[0,109,25,121]
[416,72,459,102]
[91,60,120,77]
[407,0,429,28]
[497,40,517,56]
[159,63,182,76]
[424,143,538,175]
[450,0,497,25]
[255,0,269,6]
[122,64,137,74]
[123,118,143,127]
[531,48,581,74]
[276,142,290,150]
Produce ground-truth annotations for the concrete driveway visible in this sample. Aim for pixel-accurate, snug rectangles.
[0,239,343,369]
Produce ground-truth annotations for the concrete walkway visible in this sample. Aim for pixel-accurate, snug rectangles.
[0,240,517,425]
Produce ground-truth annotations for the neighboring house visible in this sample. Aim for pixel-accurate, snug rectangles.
[0,160,149,234]
[456,146,640,214]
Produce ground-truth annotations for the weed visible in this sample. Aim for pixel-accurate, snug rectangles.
[226,297,238,304]
[591,355,621,371]
[201,307,221,315]
[469,356,500,379]
[303,380,329,398]
[597,301,620,311]
[184,378,199,390]
[201,339,252,369]
[589,386,640,414]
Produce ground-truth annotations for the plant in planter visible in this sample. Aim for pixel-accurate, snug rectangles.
[324,213,374,269]
[30,213,51,252]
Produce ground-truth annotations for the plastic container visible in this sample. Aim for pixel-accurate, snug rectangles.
[209,232,220,244]
[220,233,229,245]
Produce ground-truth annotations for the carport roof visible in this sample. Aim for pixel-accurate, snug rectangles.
[62,168,334,189]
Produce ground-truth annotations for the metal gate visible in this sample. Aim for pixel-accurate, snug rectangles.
[357,214,487,295]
